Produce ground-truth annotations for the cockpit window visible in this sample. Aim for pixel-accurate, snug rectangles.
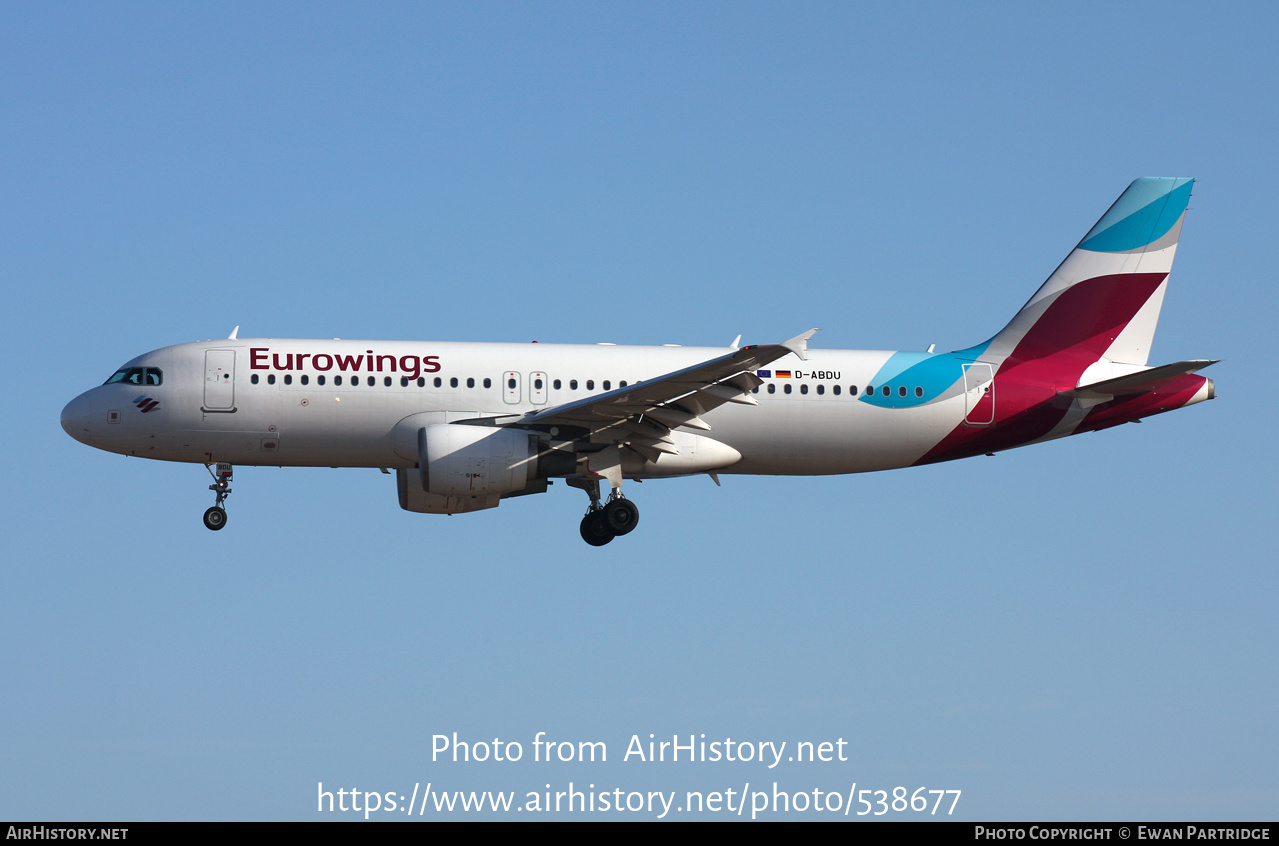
[103,367,162,386]
[104,368,143,385]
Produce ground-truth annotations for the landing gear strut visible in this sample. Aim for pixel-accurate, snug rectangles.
[203,462,233,531]
[568,474,640,546]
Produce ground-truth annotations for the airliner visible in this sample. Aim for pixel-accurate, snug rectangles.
[61,178,1216,545]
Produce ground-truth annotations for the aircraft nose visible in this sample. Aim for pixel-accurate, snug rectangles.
[61,391,99,445]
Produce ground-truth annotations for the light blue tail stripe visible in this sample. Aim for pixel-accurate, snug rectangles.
[1079,178,1193,253]
[860,341,992,408]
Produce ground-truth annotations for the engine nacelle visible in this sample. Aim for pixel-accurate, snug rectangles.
[419,424,536,496]
[396,468,501,514]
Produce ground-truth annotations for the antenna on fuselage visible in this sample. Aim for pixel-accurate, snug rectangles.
[228,326,240,340]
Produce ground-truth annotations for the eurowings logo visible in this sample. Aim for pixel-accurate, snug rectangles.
[133,395,160,413]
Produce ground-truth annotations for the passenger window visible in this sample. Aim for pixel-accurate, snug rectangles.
[800,384,808,395]
[882,386,890,396]
[318,375,326,386]
[268,374,276,385]
[507,378,516,389]
[417,377,425,387]
[251,374,259,385]
[587,380,594,390]
[784,384,792,394]
[899,386,907,397]
[570,380,578,390]
[620,380,627,388]
[385,376,392,387]
[483,378,491,389]
[335,375,343,386]
[301,375,309,386]
[850,386,857,395]
[553,379,561,390]
[603,380,611,390]
[817,384,825,395]
[833,385,841,395]
[915,386,923,397]
[284,374,292,385]
[401,376,409,387]
[534,378,543,390]
[467,377,475,388]
[451,377,458,388]
[434,377,442,388]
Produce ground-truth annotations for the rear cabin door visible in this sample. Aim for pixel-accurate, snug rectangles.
[963,362,994,425]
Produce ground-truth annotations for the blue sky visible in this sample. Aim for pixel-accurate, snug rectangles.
[3,2,1275,820]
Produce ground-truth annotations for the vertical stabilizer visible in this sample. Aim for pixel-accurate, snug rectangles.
[981,178,1193,369]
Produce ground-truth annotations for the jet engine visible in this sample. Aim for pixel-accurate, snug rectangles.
[395,423,543,515]
[396,468,502,514]
[419,423,536,496]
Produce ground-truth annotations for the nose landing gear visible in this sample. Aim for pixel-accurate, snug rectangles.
[203,462,233,531]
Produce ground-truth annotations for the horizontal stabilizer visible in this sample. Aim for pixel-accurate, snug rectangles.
[1064,360,1217,399]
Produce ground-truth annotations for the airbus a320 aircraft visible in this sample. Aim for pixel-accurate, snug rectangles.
[62,178,1216,545]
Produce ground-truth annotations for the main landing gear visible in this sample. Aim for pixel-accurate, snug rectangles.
[579,497,640,546]
[203,462,233,531]
[569,475,639,546]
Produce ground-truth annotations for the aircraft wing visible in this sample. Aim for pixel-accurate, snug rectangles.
[507,329,817,462]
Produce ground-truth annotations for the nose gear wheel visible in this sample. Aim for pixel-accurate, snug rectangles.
[203,462,233,531]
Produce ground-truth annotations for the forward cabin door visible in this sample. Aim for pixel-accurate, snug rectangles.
[203,349,237,412]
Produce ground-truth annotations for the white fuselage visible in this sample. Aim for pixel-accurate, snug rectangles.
[62,338,972,477]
